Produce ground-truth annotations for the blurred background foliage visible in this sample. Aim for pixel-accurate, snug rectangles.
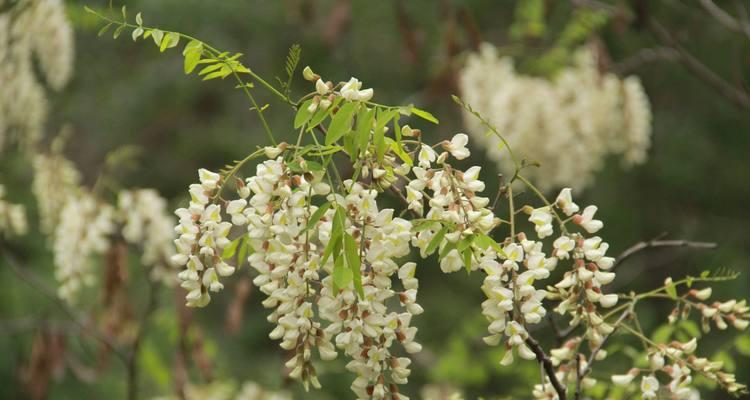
[2,0,750,398]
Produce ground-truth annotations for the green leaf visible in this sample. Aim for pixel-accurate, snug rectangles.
[160,32,178,52]
[237,237,249,266]
[294,100,315,129]
[461,248,473,273]
[121,5,127,21]
[678,320,701,339]
[97,22,113,37]
[387,138,413,166]
[374,109,396,162]
[332,254,353,292]
[326,101,358,145]
[151,29,164,46]
[113,24,126,39]
[734,335,750,356]
[412,221,439,232]
[411,106,439,124]
[222,237,241,259]
[426,226,448,256]
[132,27,144,41]
[183,40,203,74]
[665,281,678,299]
[198,63,222,76]
[308,97,342,130]
[712,351,736,372]
[439,241,457,259]
[652,324,674,344]
[344,233,364,298]
[135,12,143,26]
[355,107,375,156]
[322,207,346,267]
[303,202,331,232]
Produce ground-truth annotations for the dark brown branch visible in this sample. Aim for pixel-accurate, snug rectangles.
[574,309,632,399]
[613,237,717,270]
[699,0,750,38]
[126,276,160,400]
[646,17,750,110]
[611,47,679,75]
[1,243,128,364]
[526,334,567,400]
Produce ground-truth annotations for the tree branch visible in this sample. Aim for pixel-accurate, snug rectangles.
[613,237,717,270]
[611,47,679,75]
[646,17,750,110]
[699,0,750,39]
[526,334,567,400]
[1,243,128,364]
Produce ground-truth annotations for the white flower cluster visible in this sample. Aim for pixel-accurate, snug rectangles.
[31,145,178,301]
[119,189,177,285]
[0,0,74,150]
[242,157,336,391]
[611,337,745,397]
[318,181,419,399]
[175,150,426,398]
[32,149,82,234]
[54,192,115,302]
[458,43,652,191]
[0,183,28,236]
[173,169,236,307]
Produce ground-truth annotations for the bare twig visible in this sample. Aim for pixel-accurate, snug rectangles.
[611,47,679,75]
[526,334,567,400]
[576,307,633,384]
[646,17,750,110]
[613,237,717,270]
[699,0,750,39]
[1,243,128,364]
[126,277,160,400]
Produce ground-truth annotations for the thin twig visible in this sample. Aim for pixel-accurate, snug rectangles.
[126,276,161,400]
[611,47,679,75]
[613,237,717,270]
[575,306,633,390]
[646,17,750,110]
[525,334,567,400]
[1,243,128,364]
[699,0,750,39]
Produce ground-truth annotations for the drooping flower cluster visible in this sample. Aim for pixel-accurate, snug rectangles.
[119,189,177,285]
[32,145,82,234]
[31,143,179,301]
[458,43,652,191]
[173,169,236,307]
[0,183,28,236]
[0,0,74,150]
[318,181,420,399]
[54,192,116,302]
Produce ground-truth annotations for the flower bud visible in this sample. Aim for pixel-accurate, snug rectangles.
[302,66,319,81]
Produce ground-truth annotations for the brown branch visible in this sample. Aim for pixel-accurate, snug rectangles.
[611,47,679,75]
[613,237,717,270]
[646,17,750,110]
[1,243,128,364]
[526,334,567,400]
[699,0,750,39]
[574,309,632,399]
[126,276,160,400]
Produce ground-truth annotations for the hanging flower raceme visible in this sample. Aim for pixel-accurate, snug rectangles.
[173,168,237,307]
[54,192,115,303]
[118,189,178,285]
[458,43,652,191]
[0,183,28,237]
[0,0,74,150]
